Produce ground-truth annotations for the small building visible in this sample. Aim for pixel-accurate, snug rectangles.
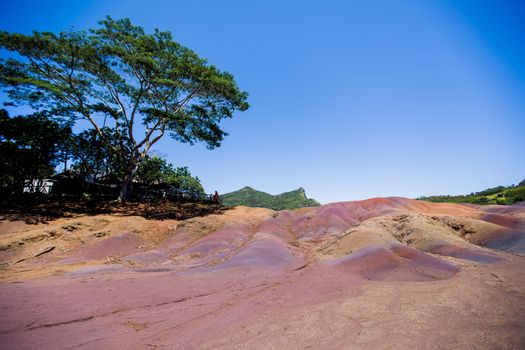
[23,179,56,194]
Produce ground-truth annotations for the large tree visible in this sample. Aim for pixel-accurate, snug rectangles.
[0,17,249,198]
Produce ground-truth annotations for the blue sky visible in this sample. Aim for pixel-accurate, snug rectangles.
[1,0,524,203]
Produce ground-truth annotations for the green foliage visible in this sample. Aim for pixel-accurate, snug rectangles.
[135,155,170,185]
[135,155,204,195]
[70,128,129,181]
[502,186,525,204]
[0,109,72,195]
[165,167,205,196]
[221,186,320,210]
[473,186,506,196]
[418,182,525,206]
[0,16,249,197]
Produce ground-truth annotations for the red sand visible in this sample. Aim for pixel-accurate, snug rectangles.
[327,244,458,282]
[57,232,146,264]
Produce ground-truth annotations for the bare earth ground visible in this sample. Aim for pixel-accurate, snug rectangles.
[0,198,524,349]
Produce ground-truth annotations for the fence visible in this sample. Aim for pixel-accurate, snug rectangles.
[2,178,220,205]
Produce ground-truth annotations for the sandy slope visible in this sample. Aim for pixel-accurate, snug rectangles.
[0,198,524,349]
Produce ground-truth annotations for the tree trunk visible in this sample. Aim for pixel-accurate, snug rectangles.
[119,173,134,200]
[119,163,139,200]
[118,150,147,200]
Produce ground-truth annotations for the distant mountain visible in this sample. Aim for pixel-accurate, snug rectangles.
[221,186,320,210]
[418,181,525,205]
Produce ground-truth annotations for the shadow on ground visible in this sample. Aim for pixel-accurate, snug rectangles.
[0,200,229,224]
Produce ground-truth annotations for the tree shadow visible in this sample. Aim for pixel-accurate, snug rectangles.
[0,199,230,225]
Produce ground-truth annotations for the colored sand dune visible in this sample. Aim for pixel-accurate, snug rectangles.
[1,197,525,349]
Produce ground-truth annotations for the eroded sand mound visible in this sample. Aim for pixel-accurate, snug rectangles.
[1,198,525,349]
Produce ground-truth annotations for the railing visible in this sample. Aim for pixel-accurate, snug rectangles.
[67,182,219,204]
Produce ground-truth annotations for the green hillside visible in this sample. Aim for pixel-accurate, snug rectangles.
[221,186,320,210]
[418,180,525,205]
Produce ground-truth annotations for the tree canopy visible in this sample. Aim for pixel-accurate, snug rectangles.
[0,16,249,198]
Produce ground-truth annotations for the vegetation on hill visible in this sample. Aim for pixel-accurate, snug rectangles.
[418,180,525,205]
[221,186,320,210]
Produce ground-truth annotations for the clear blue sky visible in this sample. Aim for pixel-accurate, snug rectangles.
[1,0,524,203]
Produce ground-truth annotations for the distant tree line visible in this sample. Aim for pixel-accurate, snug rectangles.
[418,182,525,206]
[0,108,205,202]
